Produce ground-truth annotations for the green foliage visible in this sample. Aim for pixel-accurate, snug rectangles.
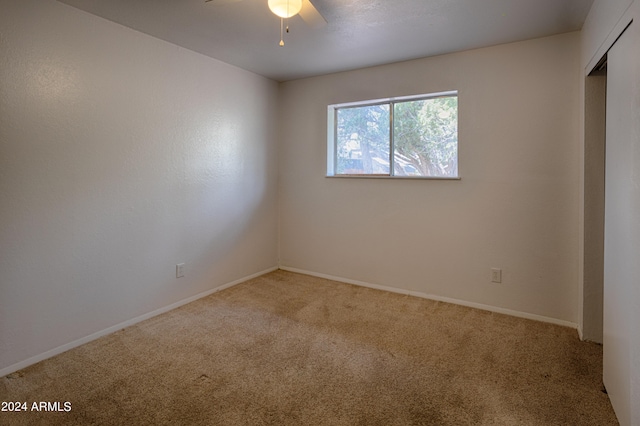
[335,96,458,176]
[336,104,389,174]
[394,96,458,177]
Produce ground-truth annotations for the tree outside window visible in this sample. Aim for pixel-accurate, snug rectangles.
[332,93,458,178]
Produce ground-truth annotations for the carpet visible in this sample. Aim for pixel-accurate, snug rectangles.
[0,270,618,425]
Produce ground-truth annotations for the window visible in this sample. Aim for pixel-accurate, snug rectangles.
[327,91,458,178]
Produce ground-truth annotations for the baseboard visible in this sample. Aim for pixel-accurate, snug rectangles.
[0,266,278,378]
[577,324,585,341]
[279,266,579,330]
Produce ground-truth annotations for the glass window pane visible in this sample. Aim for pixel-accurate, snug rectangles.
[336,104,390,175]
[393,96,458,177]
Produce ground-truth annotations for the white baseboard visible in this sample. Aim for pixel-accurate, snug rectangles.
[0,266,278,378]
[577,324,584,341]
[279,266,579,330]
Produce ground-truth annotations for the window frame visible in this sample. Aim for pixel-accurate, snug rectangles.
[327,91,460,180]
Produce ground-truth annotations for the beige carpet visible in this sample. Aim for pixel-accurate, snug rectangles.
[1,270,617,425]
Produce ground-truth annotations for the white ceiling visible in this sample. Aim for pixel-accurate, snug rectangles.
[57,0,594,82]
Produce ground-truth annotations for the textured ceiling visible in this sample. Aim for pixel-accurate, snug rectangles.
[56,0,594,82]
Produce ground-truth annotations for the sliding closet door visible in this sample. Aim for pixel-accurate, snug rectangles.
[603,18,639,426]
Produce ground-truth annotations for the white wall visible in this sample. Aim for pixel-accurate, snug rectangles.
[0,0,279,375]
[279,33,582,325]
[581,1,640,424]
[578,0,633,348]
[582,0,635,71]
[605,28,635,425]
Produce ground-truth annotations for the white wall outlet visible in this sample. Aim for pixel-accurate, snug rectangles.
[491,268,502,283]
[176,263,185,278]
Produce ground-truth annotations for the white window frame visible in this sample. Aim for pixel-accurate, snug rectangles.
[327,91,460,179]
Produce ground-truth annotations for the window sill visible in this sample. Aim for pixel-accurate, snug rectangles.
[326,175,461,180]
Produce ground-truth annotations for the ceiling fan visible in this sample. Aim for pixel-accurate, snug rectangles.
[205,0,327,46]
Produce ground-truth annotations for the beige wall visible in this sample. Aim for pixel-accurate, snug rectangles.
[0,0,279,375]
[279,32,582,324]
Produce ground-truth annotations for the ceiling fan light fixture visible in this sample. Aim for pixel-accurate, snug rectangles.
[268,0,303,18]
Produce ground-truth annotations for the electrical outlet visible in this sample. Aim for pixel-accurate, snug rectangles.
[176,263,185,278]
[491,268,502,283]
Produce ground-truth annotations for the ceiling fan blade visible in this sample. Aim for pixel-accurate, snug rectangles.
[299,0,327,29]
[205,0,243,5]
